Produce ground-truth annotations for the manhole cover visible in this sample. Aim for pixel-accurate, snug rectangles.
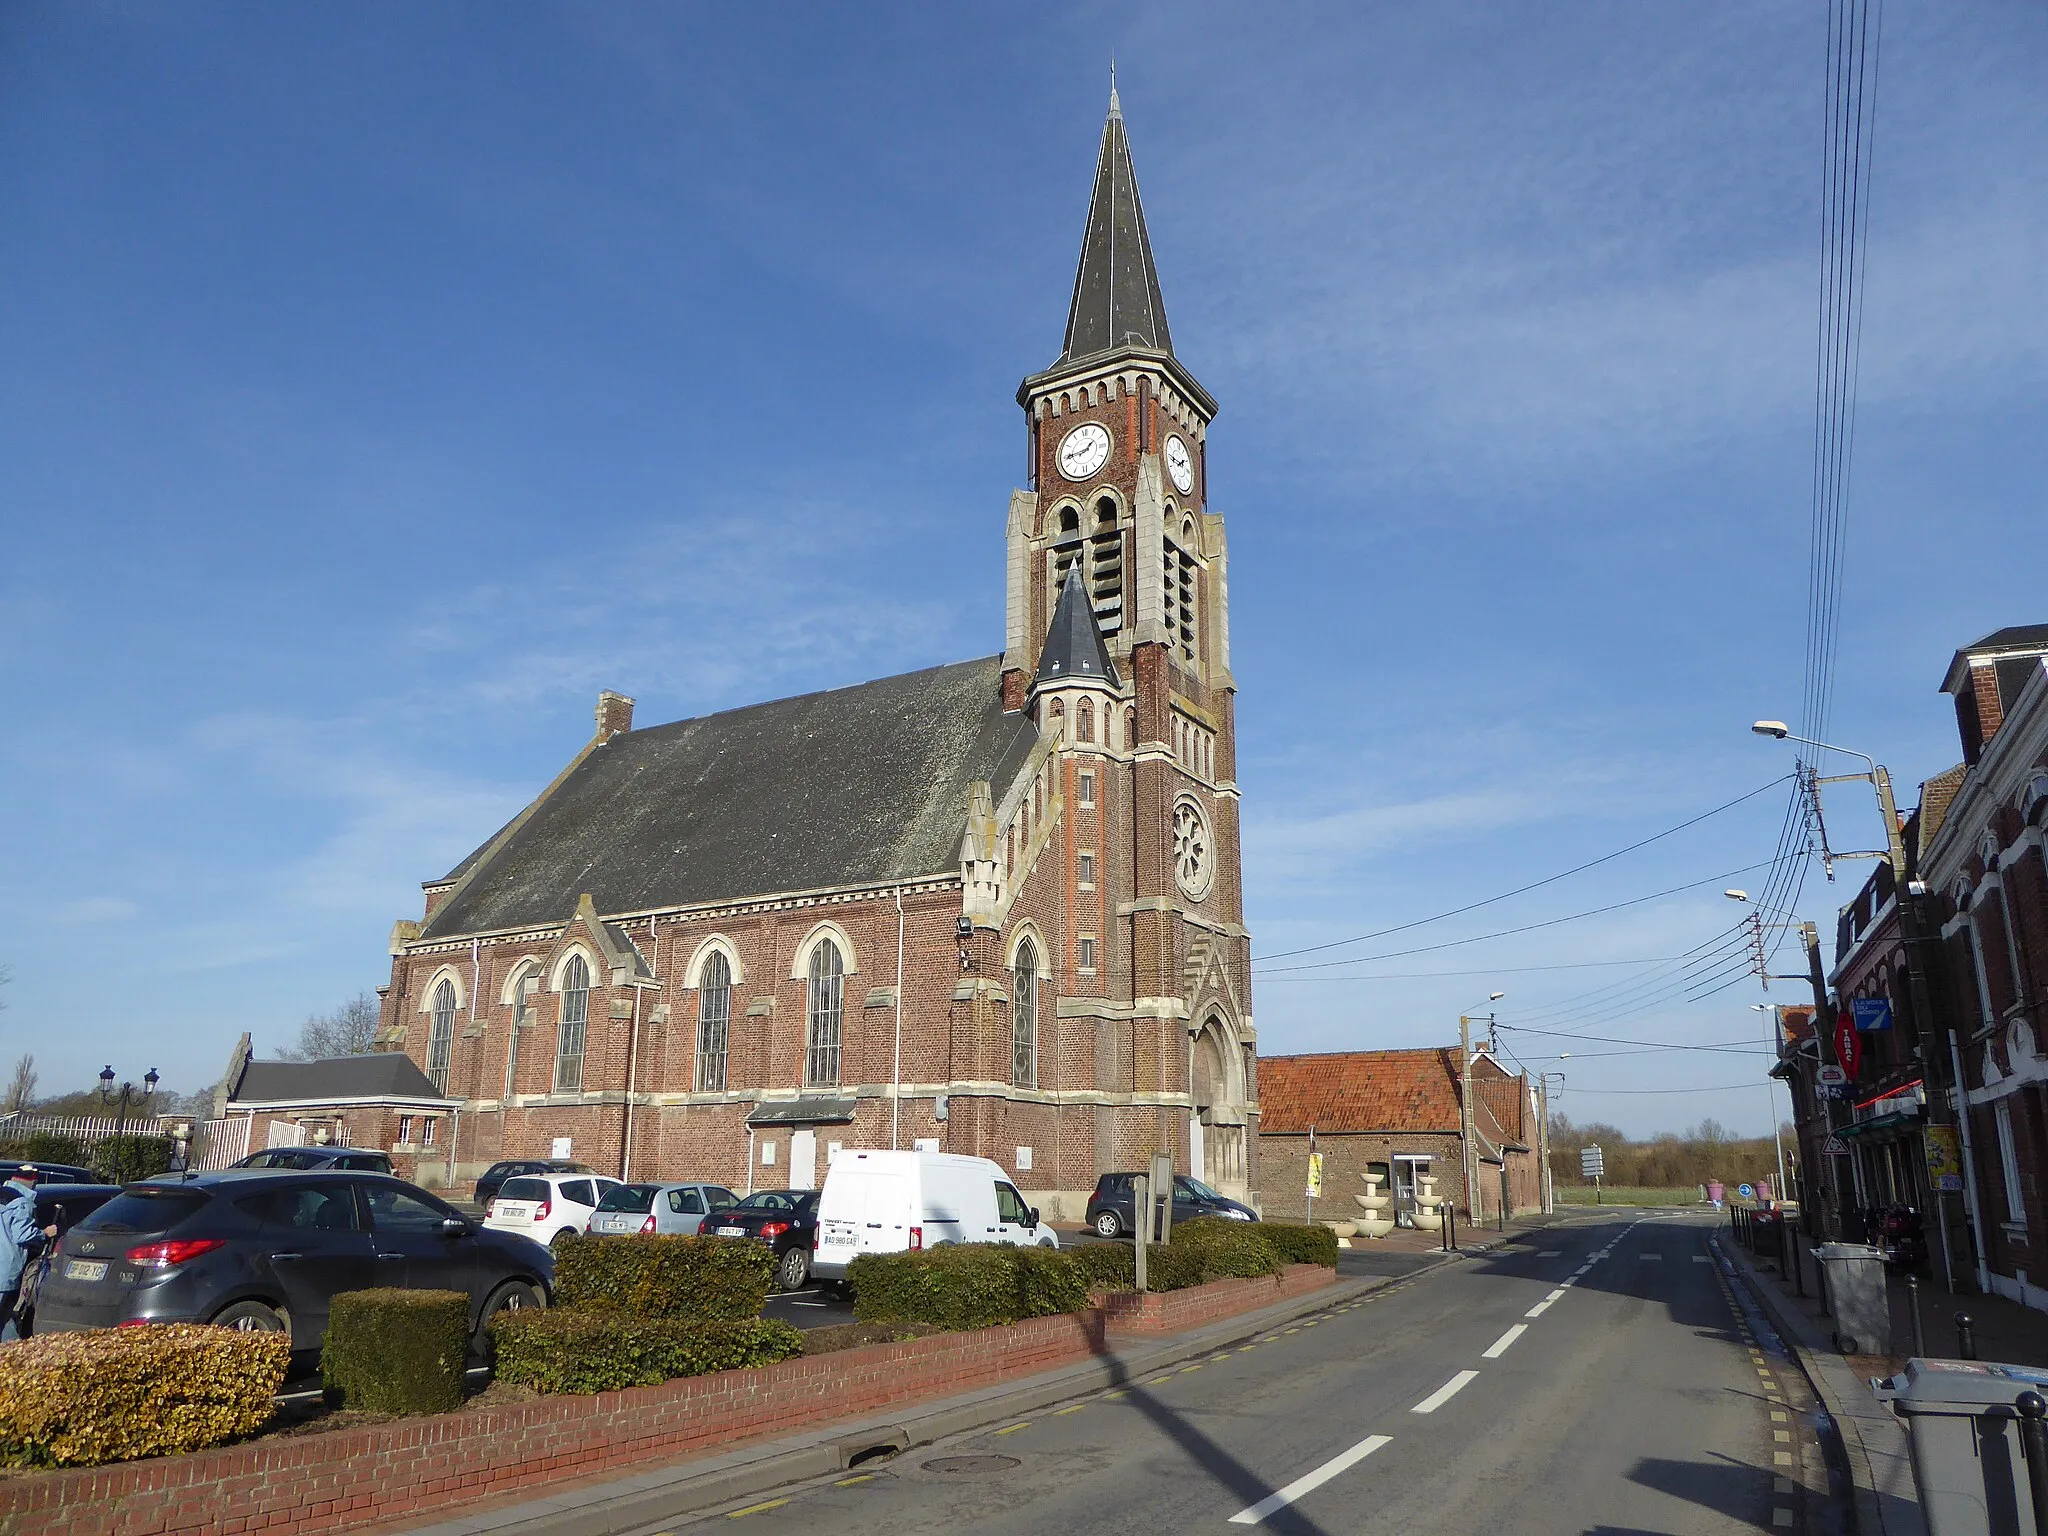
[922,1455,1021,1475]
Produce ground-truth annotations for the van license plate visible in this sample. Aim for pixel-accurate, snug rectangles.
[65,1259,108,1283]
[822,1220,857,1244]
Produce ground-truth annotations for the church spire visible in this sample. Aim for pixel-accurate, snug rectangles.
[1058,85,1172,364]
[1033,562,1121,692]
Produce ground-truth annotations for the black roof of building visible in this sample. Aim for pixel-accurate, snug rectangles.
[1058,88,1173,365]
[420,656,1038,939]
[1941,624,2048,692]
[231,1054,448,1104]
[1034,564,1121,691]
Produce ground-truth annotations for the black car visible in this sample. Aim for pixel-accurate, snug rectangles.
[229,1147,394,1174]
[0,1183,123,1335]
[473,1158,597,1208]
[0,1160,100,1185]
[1085,1172,1258,1239]
[36,1170,551,1360]
[705,1189,819,1291]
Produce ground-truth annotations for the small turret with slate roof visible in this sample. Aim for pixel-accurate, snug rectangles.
[1033,563,1122,695]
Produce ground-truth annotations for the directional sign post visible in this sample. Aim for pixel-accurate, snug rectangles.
[1580,1144,1604,1203]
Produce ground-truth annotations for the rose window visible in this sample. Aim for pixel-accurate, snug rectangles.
[1173,800,1214,899]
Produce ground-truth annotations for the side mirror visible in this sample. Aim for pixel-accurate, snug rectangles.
[440,1216,471,1239]
[1028,1208,1040,1229]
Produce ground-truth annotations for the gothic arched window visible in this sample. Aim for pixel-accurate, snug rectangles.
[1078,700,1094,743]
[1090,496,1123,634]
[428,978,456,1094]
[805,941,844,1087]
[1125,707,1137,750]
[696,951,731,1091]
[555,954,590,1092]
[1013,939,1039,1089]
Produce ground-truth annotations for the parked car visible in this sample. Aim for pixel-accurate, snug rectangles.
[472,1159,597,1209]
[483,1171,624,1248]
[35,1170,552,1359]
[229,1147,394,1174]
[1085,1171,1257,1239]
[707,1189,822,1290]
[0,1160,99,1185]
[586,1181,740,1236]
[812,1150,1059,1288]
[0,1183,122,1336]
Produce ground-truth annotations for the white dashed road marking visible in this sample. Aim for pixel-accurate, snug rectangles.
[1482,1325,1527,1359]
[1227,1435,1394,1525]
[1412,1370,1480,1414]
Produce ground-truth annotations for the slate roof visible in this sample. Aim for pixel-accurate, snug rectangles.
[1034,564,1121,691]
[420,656,1038,940]
[1257,1049,1465,1134]
[231,1054,448,1104]
[1940,624,2048,693]
[1058,88,1173,365]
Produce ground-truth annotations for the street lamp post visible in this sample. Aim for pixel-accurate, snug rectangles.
[1460,992,1504,1226]
[98,1065,160,1139]
[1538,1072,1566,1215]
[1749,1004,1790,1200]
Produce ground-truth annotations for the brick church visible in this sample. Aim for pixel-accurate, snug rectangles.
[370,90,1259,1216]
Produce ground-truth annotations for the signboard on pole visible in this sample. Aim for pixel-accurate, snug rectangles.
[1579,1144,1604,1179]
[1851,998,1894,1033]
[1305,1152,1325,1200]
[1817,1065,1847,1087]
[1924,1125,1964,1191]
[1821,1134,1851,1157]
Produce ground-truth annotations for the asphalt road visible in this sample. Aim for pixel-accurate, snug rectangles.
[668,1213,1829,1536]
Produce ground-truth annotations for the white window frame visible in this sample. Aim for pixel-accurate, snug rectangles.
[697,950,732,1092]
[427,978,456,1094]
[556,952,591,1093]
[805,940,844,1088]
[1013,939,1039,1089]
[1079,771,1096,807]
[1996,1099,2027,1224]
[1077,934,1098,974]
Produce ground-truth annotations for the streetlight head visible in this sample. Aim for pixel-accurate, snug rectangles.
[1724,889,1749,902]
[1752,720,1789,739]
[98,1065,115,1089]
[1488,991,1505,1001]
[144,1067,159,1093]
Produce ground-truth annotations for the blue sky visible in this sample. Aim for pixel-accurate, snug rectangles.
[2,5,2041,1134]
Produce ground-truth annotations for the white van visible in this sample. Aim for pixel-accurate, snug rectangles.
[812,1149,1058,1282]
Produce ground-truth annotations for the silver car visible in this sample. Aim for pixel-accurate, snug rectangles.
[586,1181,740,1236]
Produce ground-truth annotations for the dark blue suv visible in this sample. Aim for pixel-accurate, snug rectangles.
[1085,1172,1258,1238]
[36,1170,551,1360]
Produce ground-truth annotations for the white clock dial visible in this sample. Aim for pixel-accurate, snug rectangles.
[1165,434,1194,494]
[1057,422,1112,482]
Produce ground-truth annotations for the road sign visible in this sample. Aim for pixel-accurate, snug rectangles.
[1580,1145,1605,1178]
[1817,1064,1847,1087]
[1852,997,1894,1033]
[1737,1183,1756,1200]
[1822,1134,1851,1157]
[1819,1081,1853,1100]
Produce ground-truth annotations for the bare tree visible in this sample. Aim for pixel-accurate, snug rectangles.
[4,1053,34,1114]
[276,992,381,1061]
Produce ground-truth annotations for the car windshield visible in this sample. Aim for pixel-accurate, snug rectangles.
[732,1191,798,1211]
[498,1178,550,1201]
[1178,1177,1225,1202]
[73,1187,211,1235]
[596,1184,658,1213]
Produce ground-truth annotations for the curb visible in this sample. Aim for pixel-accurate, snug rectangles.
[1718,1229,1927,1536]
[386,1272,1381,1536]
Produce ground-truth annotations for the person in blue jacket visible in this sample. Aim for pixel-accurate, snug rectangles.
[0,1165,58,1342]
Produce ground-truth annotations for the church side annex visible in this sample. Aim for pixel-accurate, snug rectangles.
[372,89,1257,1215]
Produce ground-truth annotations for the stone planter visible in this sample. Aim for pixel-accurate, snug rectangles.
[1352,1170,1395,1238]
[1409,1172,1444,1232]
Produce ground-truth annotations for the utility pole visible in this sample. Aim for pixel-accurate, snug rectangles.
[1801,921,1847,1240]
[1460,1013,1477,1227]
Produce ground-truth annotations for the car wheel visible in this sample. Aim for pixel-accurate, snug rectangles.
[211,1300,288,1334]
[473,1280,543,1363]
[775,1247,810,1291]
[1093,1211,1123,1239]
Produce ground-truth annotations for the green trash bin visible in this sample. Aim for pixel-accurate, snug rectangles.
[1877,1359,2048,1536]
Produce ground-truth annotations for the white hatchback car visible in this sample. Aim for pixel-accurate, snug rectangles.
[484,1172,625,1248]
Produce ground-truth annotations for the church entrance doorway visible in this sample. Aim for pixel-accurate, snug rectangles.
[789,1129,818,1191]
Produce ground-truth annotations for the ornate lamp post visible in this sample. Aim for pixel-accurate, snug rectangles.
[98,1065,159,1138]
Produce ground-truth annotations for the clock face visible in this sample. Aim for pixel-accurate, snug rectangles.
[1057,422,1112,482]
[1165,435,1194,495]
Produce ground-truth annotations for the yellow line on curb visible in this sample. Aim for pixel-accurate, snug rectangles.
[836,1474,877,1486]
[994,1421,1032,1435]
[1054,1404,1086,1415]
[728,1499,790,1518]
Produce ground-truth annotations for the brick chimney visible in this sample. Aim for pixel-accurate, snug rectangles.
[1940,626,2048,766]
[595,690,635,742]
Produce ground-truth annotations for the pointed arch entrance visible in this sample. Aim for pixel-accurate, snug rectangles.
[1190,1011,1251,1201]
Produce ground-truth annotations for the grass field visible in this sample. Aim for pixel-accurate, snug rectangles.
[1555,1186,1708,1206]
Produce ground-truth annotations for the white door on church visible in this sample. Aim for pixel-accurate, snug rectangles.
[1190,1118,1206,1184]
[789,1129,818,1191]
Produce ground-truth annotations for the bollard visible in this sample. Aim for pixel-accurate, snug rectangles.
[1792,1236,1805,1298]
[1446,1201,1459,1253]
[1907,1274,1924,1359]
[1957,1312,1979,1361]
[2016,1391,2048,1536]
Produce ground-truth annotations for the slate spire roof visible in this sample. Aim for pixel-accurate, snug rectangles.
[1033,562,1121,692]
[1058,85,1173,364]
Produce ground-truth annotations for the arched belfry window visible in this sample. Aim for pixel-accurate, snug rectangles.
[556,954,590,1092]
[1078,700,1094,743]
[1125,707,1138,750]
[805,941,844,1087]
[1090,496,1123,634]
[427,978,456,1094]
[1013,940,1039,1089]
[696,951,731,1091]
[1163,519,1198,664]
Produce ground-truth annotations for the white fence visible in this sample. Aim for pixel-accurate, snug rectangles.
[192,1116,253,1170]
[0,1112,253,1171]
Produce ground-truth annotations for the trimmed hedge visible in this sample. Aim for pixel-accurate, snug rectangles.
[0,1323,289,1467]
[1068,1241,1137,1292]
[324,1288,470,1414]
[1141,1243,1209,1291]
[1254,1222,1341,1268]
[0,1133,90,1170]
[848,1244,1087,1329]
[552,1233,773,1321]
[90,1134,176,1185]
[1167,1218,1284,1280]
[488,1311,803,1394]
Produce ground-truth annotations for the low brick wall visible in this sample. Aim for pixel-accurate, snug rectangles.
[0,1265,1334,1536]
